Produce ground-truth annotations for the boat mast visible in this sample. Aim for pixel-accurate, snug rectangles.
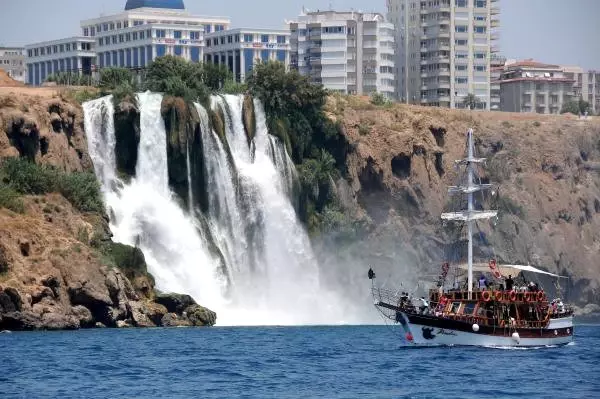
[467,128,475,299]
[441,128,498,300]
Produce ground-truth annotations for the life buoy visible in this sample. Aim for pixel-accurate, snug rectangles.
[493,269,502,279]
[524,292,531,302]
[509,290,517,302]
[537,291,545,302]
[495,291,503,301]
[482,290,491,302]
[489,259,497,270]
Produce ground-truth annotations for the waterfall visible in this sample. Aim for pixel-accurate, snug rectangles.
[83,93,227,313]
[83,92,374,326]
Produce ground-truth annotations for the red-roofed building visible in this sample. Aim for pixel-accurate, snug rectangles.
[499,59,575,114]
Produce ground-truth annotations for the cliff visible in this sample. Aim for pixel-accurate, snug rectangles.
[323,95,600,308]
[0,90,216,330]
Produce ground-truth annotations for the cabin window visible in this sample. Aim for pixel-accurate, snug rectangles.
[450,302,461,314]
[463,302,476,315]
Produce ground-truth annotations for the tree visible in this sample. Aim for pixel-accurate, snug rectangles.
[201,63,233,91]
[560,98,591,115]
[144,55,209,104]
[99,67,133,90]
[462,93,480,110]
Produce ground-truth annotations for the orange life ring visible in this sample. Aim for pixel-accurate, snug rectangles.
[493,269,502,279]
[495,291,503,301]
[489,259,497,270]
[537,291,545,302]
[509,290,517,302]
[482,290,491,302]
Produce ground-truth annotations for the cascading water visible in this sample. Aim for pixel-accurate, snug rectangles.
[83,93,227,313]
[84,92,375,326]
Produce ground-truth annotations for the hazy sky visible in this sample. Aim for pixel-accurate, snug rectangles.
[0,0,598,68]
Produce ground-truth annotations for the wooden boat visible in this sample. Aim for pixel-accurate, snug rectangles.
[371,129,574,347]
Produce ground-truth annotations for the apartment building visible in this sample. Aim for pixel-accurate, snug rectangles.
[387,0,499,109]
[489,54,505,110]
[498,60,574,114]
[0,47,26,83]
[204,29,290,82]
[288,10,395,98]
[562,66,600,114]
[81,0,230,69]
[25,38,96,86]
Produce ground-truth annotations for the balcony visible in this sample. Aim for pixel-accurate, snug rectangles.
[491,7,500,15]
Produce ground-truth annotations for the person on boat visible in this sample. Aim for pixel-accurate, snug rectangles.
[419,297,429,314]
[505,275,514,291]
[478,274,488,289]
[556,299,565,313]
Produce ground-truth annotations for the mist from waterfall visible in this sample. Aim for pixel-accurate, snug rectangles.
[83,93,377,326]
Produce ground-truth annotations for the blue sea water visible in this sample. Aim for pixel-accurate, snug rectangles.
[1,324,598,398]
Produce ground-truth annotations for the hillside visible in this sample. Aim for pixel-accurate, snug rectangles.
[322,95,600,310]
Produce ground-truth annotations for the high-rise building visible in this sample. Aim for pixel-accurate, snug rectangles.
[204,28,290,82]
[387,0,499,109]
[288,9,395,98]
[0,47,26,83]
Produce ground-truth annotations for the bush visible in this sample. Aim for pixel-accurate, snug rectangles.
[222,79,247,94]
[0,183,25,213]
[0,158,103,213]
[370,92,389,106]
[144,56,210,105]
[99,67,133,90]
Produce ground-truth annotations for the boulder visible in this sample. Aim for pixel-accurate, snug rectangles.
[155,293,197,314]
[31,286,55,304]
[185,305,217,327]
[140,301,168,326]
[129,301,156,328]
[71,305,94,328]
[41,275,61,298]
[0,291,17,313]
[0,311,42,330]
[116,320,133,328]
[41,312,79,330]
[95,322,107,328]
[160,313,192,327]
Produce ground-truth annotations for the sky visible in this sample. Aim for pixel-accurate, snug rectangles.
[0,0,599,69]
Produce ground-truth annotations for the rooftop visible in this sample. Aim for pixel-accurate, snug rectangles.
[124,0,185,10]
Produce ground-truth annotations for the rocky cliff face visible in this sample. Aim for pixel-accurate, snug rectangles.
[323,95,600,307]
[0,91,216,330]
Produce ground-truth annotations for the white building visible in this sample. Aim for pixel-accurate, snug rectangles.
[204,28,290,82]
[288,10,395,98]
[387,0,500,109]
[81,0,230,69]
[25,38,96,86]
[0,47,26,83]
[562,66,600,114]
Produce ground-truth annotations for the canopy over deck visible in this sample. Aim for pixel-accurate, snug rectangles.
[456,263,567,278]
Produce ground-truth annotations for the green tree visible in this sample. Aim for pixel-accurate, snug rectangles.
[201,63,233,91]
[144,55,209,104]
[463,93,480,109]
[561,98,591,115]
[99,67,133,90]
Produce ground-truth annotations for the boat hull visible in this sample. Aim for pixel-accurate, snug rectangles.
[402,314,574,347]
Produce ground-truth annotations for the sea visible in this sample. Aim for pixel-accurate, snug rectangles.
[1,324,598,398]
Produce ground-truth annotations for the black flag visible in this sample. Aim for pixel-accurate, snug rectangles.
[368,267,376,280]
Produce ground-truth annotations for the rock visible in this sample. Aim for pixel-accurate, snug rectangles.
[71,305,94,328]
[105,269,134,321]
[185,305,217,327]
[155,293,197,314]
[3,288,22,312]
[160,313,192,327]
[0,311,42,330]
[116,320,133,328]
[41,275,61,298]
[95,322,107,328]
[41,312,79,330]
[67,281,112,312]
[31,286,55,304]
[0,291,17,313]
[129,301,156,328]
[141,302,168,326]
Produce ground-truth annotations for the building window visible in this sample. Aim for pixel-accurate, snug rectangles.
[215,25,225,31]
[90,27,95,36]
[60,44,64,52]
[244,49,254,73]
[174,31,182,39]
[474,65,486,72]
[455,25,468,33]
[456,0,468,7]
[455,77,468,84]
[126,33,131,41]
[66,44,70,51]
[84,28,89,36]
[474,26,486,34]
[206,40,211,48]
[28,50,32,57]
[133,32,138,40]
[475,0,487,7]
[140,31,145,39]
[117,22,122,29]
[156,44,166,57]
[204,25,212,33]
[174,46,183,56]
[103,23,109,31]
[190,31,200,40]
[124,21,129,28]
[191,46,200,62]
[277,35,286,44]
[220,37,225,45]
[323,26,344,34]
[456,64,467,71]
[110,23,115,30]
[261,49,269,61]
[119,34,124,43]
[156,30,166,38]
[244,34,254,42]
[455,39,468,46]
[99,38,104,46]
[261,35,269,43]
[112,36,117,44]
[474,52,486,59]
[276,50,286,62]
[213,38,218,46]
